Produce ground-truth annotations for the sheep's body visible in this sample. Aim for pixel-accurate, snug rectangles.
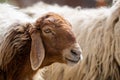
[0,5,35,80]
[0,3,31,68]
[0,4,31,43]
[22,1,120,80]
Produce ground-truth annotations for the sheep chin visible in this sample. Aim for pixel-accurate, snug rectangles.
[66,58,79,66]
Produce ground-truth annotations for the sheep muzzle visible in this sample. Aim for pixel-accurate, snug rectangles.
[62,43,83,65]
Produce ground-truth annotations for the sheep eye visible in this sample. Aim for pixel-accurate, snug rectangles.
[44,29,51,33]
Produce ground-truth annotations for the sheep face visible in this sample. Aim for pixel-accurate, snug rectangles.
[30,12,82,70]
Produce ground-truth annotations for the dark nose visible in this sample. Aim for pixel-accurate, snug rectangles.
[71,49,81,59]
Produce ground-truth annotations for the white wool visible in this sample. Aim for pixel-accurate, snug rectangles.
[21,2,80,21]
[0,4,31,43]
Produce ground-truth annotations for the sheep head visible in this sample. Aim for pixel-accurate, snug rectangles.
[29,12,82,70]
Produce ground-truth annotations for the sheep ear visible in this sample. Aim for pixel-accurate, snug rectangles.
[30,30,45,70]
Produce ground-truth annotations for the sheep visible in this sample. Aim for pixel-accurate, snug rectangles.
[0,4,82,80]
[22,1,120,80]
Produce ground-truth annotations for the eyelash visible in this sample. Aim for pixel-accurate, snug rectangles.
[44,29,51,33]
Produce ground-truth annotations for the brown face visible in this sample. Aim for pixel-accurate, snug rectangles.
[30,12,82,70]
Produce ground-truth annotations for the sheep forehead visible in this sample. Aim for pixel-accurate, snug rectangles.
[43,12,72,28]
[44,13,75,42]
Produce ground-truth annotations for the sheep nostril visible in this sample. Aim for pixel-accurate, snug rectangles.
[71,50,78,56]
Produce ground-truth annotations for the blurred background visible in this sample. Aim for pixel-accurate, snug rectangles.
[0,0,113,8]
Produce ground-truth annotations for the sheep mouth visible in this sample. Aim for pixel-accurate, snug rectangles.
[65,57,79,63]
